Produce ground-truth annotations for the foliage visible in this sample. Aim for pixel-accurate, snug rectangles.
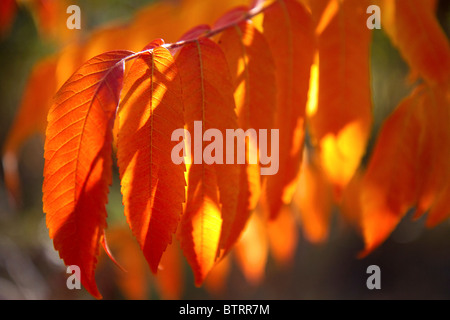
[2,0,449,299]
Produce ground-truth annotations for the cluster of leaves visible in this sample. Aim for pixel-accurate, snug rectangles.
[2,0,449,299]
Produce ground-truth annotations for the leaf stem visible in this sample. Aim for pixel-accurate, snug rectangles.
[123,1,273,63]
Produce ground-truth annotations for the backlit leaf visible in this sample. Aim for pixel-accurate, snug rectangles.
[43,50,132,298]
[217,13,276,255]
[262,0,315,218]
[204,254,231,296]
[155,236,185,300]
[266,204,299,267]
[176,37,239,285]
[308,0,372,198]
[117,44,186,273]
[359,87,423,256]
[103,226,150,300]
[380,0,450,84]
[360,82,450,254]
[413,83,450,226]
[293,150,332,244]
[234,209,268,285]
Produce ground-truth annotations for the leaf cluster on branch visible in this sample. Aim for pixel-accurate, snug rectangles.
[2,0,449,299]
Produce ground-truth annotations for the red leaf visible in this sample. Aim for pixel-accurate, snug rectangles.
[293,151,332,244]
[359,87,423,256]
[380,0,450,84]
[103,226,151,300]
[308,0,373,197]
[266,205,299,267]
[217,17,277,255]
[155,236,185,300]
[262,0,315,219]
[43,50,132,298]
[176,37,240,285]
[414,83,450,226]
[0,0,16,36]
[360,82,450,255]
[234,209,268,285]
[117,45,186,273]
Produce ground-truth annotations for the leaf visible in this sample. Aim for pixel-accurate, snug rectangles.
[0,0,16,36]
[129,0,250,46]
[234,209,268,285]
[27,0,80,43]
[262,0,315,218]
[56,42,85,82]
[103,226,150,300]
[84,24,136,61]
[216,12,277,255]
[155,236,184,300]
[413,83,450,226]
[293,150,332,244]
[359,87,424,256]
[213,6,247,30]
[360,82,450,254]
[179,24,211,42]
[180,0,250,32]
[2,56,57,206]
[176,36,239,285]
[266,205,299,267]
[117,44,186,273]
[308,0,373,198]
[313,0,338,36]
[427,181,450,228]
[42,50,132,298]
[340,169,364,229]
[204,254,231,296]
[380,0,450,84]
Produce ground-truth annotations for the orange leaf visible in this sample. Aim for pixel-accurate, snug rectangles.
[204,254,231,296]
[413,83,450,225]
[216,14,277,254]
[213,6,247,30]
[340,169,364,229]
[293,151,332,244]
[359,87,424,256]
[104,226,150,300]
[55,42,85,89]
[155,236,185,300]
[266,205,299,267]
[308,0,372,198]
[128,0,250,46]
[234,210,268,285]
[43,50,132,298]
[27,0,80,43]
[179,24,211,42]
[313,0,338,36]
[117,45,186,273]
[380,0,450,84]
[34,0,60,35]
[180,0,250,33]
[427,181,450,228]
[84,24,136,61]
[262,0,315,218]
[360,82,450,254]
[176,37,239,285]
[129,2,185,46]
[2,56,57,206]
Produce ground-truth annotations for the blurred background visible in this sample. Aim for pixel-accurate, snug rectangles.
[0,0,449,300]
